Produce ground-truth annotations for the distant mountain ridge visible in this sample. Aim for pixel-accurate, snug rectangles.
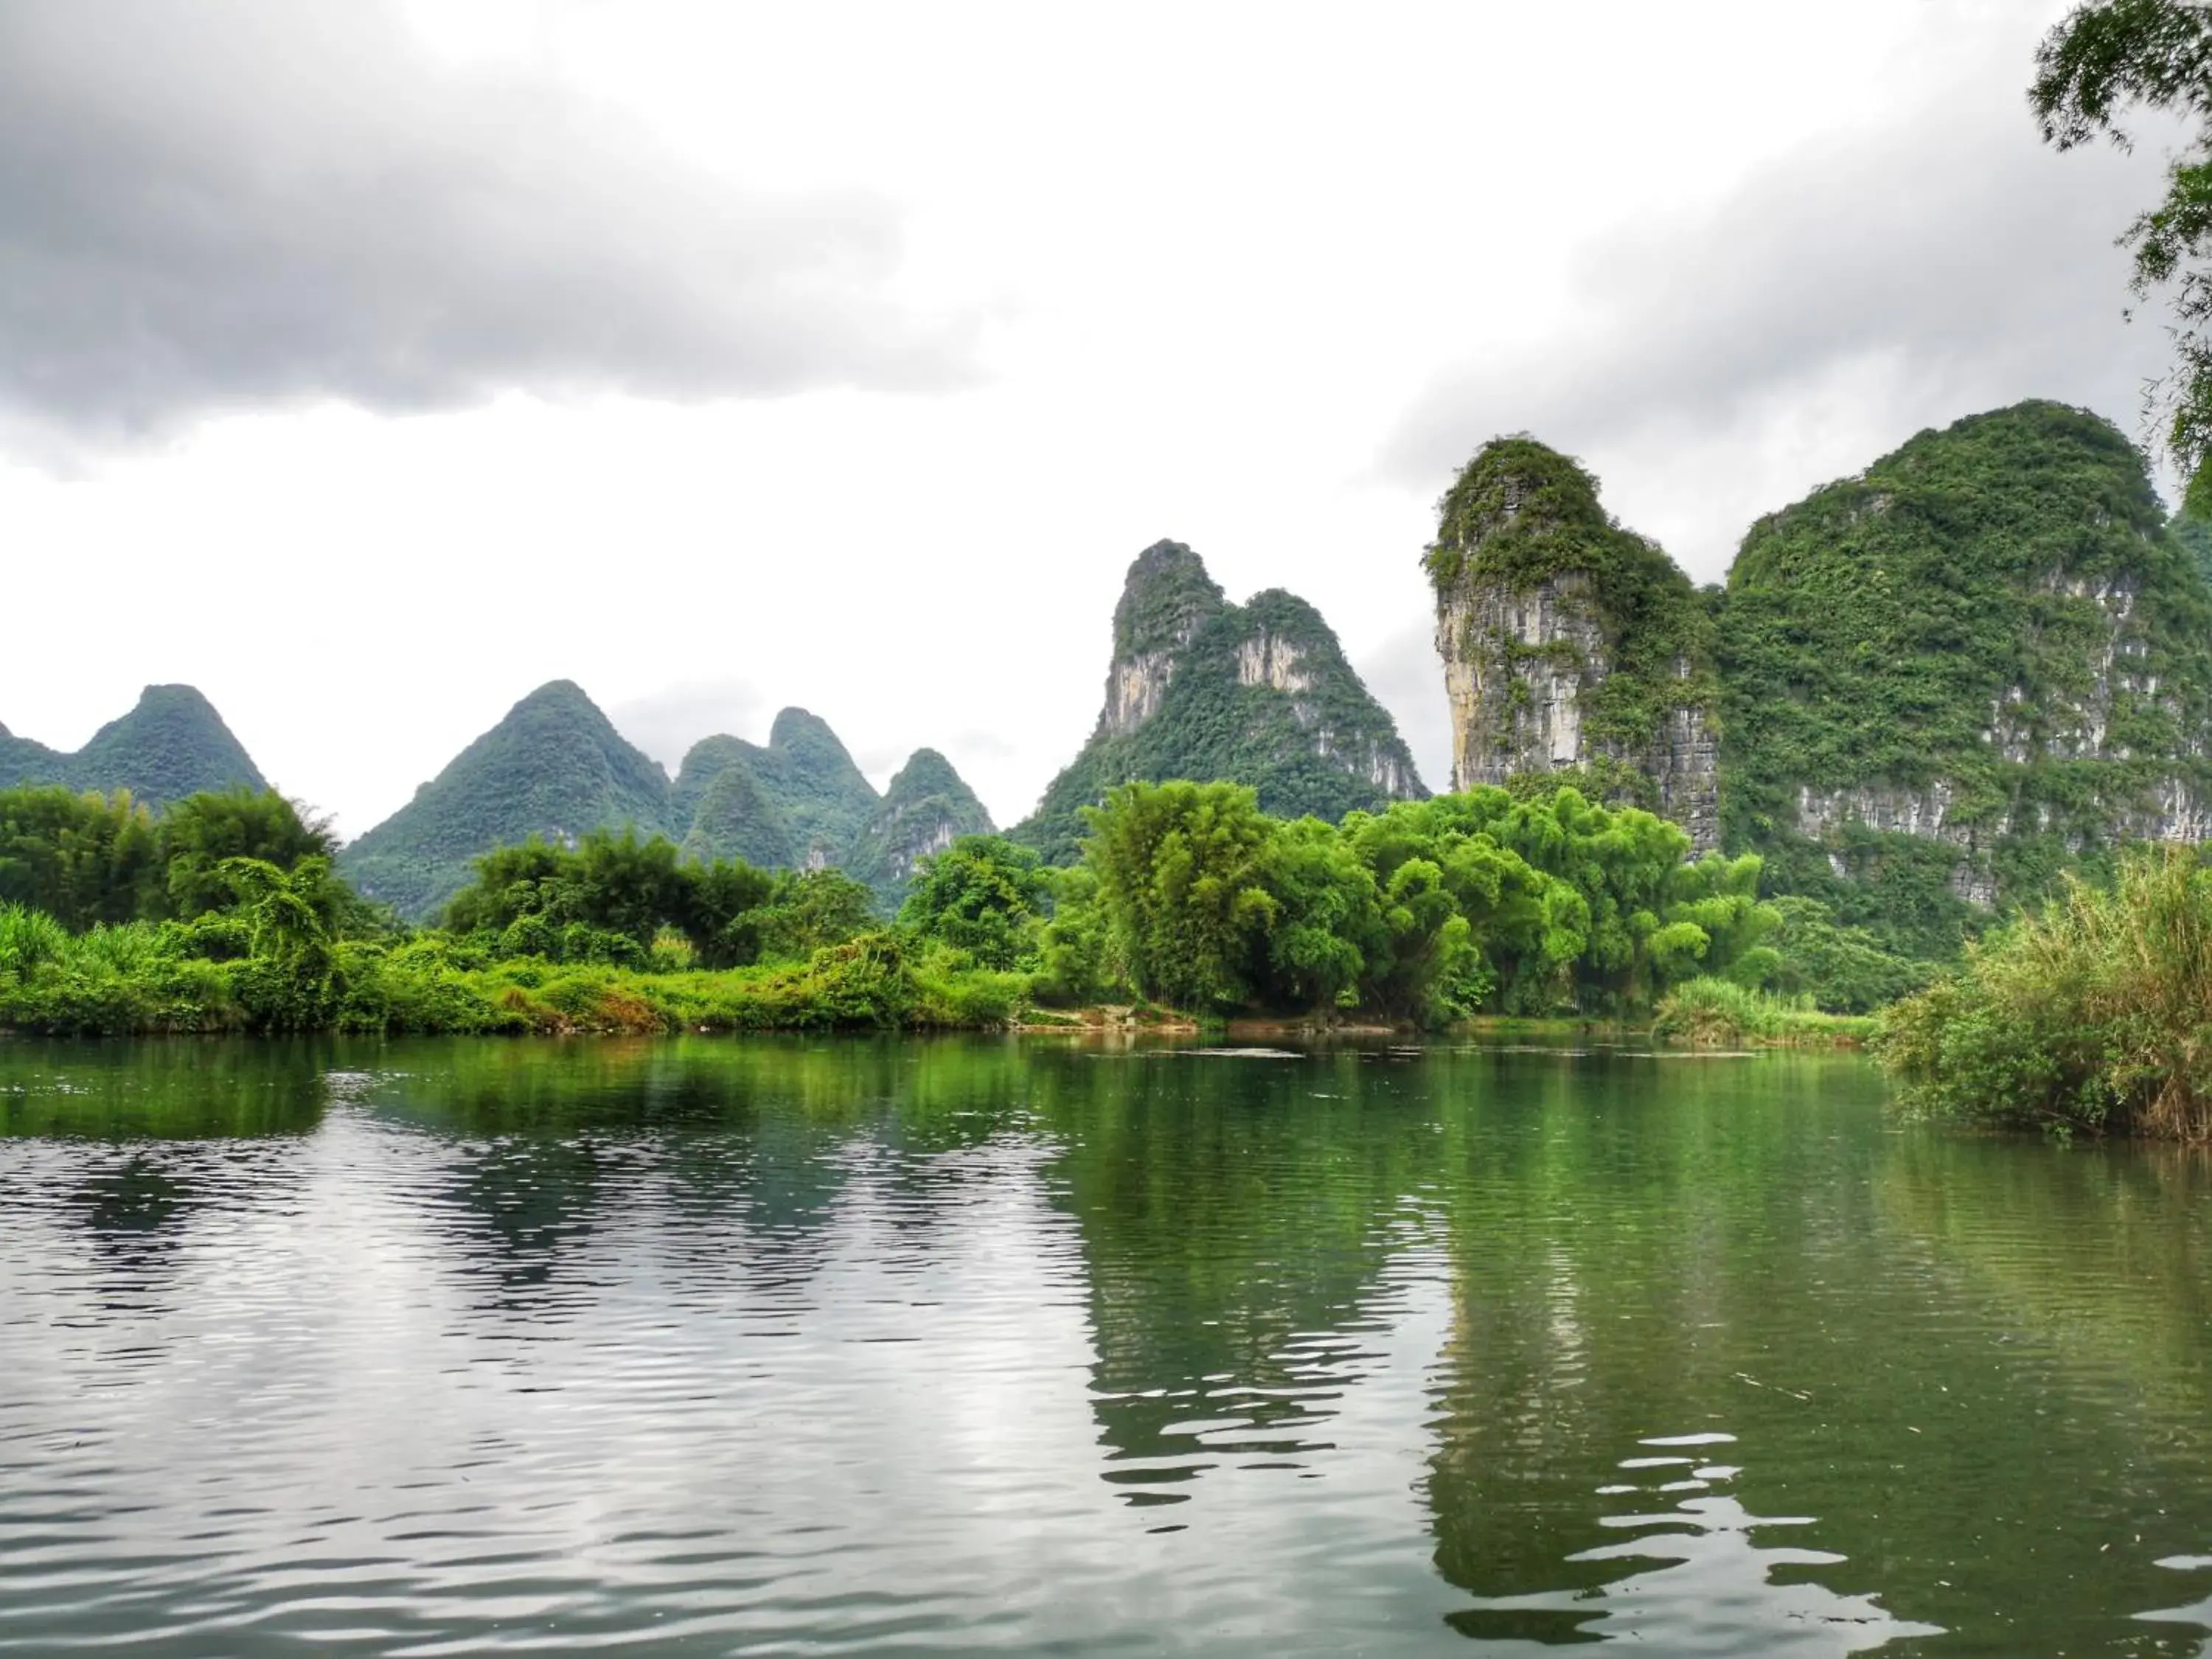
[337,681,992,921]
[0,685,268,804]
[1014,540,1427,861]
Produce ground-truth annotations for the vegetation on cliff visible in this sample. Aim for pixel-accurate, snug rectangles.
[842,748,995,904]
[1425,437,1719,760]
[1018,541,1425,862]
[338,681,671,922]
[672,707,882,872]
[1720,400,2212,956]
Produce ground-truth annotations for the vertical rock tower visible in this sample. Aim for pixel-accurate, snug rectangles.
[1427,439,1719,848]
[1015,539,1428,862]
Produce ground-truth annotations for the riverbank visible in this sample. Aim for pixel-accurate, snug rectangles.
[0,952,1872,1047]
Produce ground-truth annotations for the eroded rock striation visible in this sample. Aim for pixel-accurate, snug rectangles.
[1016,540,1427,862]
[1427,439,1719,848]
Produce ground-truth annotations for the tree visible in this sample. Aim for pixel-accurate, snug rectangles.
[1083,781,1281,1011]
[220,856,338,972]
[751,869,878,961]
[0,787,161,928]
[2034,0,2212,467]
[159,790,336,919]
[898,835,1051,970]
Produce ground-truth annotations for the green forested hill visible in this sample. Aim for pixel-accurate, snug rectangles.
[341,683,991,920]
[0,685,268,804]
[670,707,881,869]
[338,681,673,921]
[1015,540,1427,862]
[1717,400,2212,953]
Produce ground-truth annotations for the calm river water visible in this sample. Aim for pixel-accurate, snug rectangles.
[1,1036,2208,1655]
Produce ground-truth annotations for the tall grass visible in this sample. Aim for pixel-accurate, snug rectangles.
[1877,847,2212,1139]
[0,903,69,978]
[1651,975,1874,1048]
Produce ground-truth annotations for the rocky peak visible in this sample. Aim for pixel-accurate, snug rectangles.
[1428,438,1719,848]
[1101,540,1229,737]
[1015,541,1427,862]
[0,681,271,807]
[844,747,994,903]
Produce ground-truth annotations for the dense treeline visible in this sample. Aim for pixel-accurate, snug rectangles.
[0,779,1924,1040]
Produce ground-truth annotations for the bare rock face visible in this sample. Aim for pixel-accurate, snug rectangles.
[1427,439,1720,849]
[1015,541,1428,861]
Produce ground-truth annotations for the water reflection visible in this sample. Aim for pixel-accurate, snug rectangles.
[2139,1557,2212,1657]
[0,1037,2211,1654]
[1449,1433,1941,1652]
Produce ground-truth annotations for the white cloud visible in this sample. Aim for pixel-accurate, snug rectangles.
[0,0,2168,835]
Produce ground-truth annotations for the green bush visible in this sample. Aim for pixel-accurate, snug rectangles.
[1877,846,2212,1138]
[1652,976,1874,1048]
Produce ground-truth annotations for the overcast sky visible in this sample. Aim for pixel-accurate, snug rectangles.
[0,0,2178,837]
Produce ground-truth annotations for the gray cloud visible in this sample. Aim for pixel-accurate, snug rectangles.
[1385,84,2182,563]
[0,2,973,451]
[606,679,766,773]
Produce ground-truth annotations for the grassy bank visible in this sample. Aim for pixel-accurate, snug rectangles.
[1652,976,1877,1048]
[0,921,1029,1037]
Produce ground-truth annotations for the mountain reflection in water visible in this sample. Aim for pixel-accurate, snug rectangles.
[0,1035,2208,1655]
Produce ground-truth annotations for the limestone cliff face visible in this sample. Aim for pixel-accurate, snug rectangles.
[1721,400,2212,942]
[1095,540,1226,740]
[1427,440,1719,849]
[1016,541,1427,861]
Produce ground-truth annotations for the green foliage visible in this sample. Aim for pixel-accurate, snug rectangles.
[1030,866,1124,1006]
[1425,438,1719,754]
[338,681,678,921]
[2034,0,2212,468]
[1652,976,1875,1048]
[157,788,337,919]
[0,684,268,804]
[0,902,69,978]
[1877,845,2212,1139]
[1082,781,1282,1012]
[0,785,342,933]
[0,787,163,928]
[1070,781,1782,1023]
[441,829,779,969]
[1720,400,2212,954]
[749,869,879,961]
[1018,546,1425,863]
[1764,896,1933,1013]
[898,834,1049,970]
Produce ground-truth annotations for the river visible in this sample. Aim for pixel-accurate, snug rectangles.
[1,1036,2208,1655]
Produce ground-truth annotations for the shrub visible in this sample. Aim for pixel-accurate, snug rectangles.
[1877,846,2212,1138]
